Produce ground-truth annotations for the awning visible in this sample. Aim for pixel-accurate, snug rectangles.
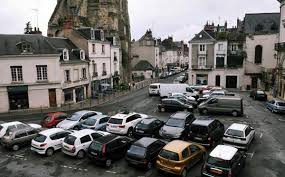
[7,85,28,93]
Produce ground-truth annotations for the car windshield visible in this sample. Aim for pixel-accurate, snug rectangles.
[226,129,244,137]
[159,149,179,161]
[108,118,123,124]
[67,113,81,121]
[64,135,76,145]
[128,145,146,157]
[191,125,208,134]
[149,85,158,89]
[277,102,285,106]
[207,156,230,168]
[34,134,47,143]
[165,118,185,128]
[43,115,52,122]
[89,142,103,151]
[83,118,97,126]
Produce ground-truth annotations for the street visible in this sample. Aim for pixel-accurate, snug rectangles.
[0,84,285,177]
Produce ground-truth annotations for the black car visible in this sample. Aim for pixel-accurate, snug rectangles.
[201,145,246,177]
[188,117,224,147]
[126,137,166,169]
[159,111,195,140]
[250,90,267,101]
[133,118,164,139]
[87,134,133,167]
[158,98,193,112]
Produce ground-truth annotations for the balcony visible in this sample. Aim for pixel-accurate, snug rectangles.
[191,65,213,70]
[275,42,285,51]
[102,71,107,76]
[92,72,98,77]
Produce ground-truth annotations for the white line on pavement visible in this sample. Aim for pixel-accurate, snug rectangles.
[60,165,88,172]
[106,171,117,174]
[259,133,263,139]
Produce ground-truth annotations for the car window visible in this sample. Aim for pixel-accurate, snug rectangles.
[190,144,199,153]
[226,129,244,137]
[166,118,185,128]
[208,156,230,168]
[84,118,97,126]
[245,127,251,137]
[87,112,97,118]
[56,132,70,139]
[182,147,190,159]
[129,145,146,157]
[27,129,38,135]
[8,125,17,130]
[50,134,59,140]
[186,87,193,93]
[17,124,28,129]
[57,114,67,120]
[99,117,109,124]
[80,135,92,144]
[34,134,47,142]
[191,125,208,134]
[171,100,181,106]
[159,149,179,161]
[163,100,172,104]
[277,102,285,106]
[108,118,123,124]
[126,115,136,123]
[91,133,103,140]
[64,135,76,145]
[15,132,27,139]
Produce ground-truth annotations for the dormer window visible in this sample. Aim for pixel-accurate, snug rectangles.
[80,50,85,60]
[63,49,69,61]
[91,29,95,40]
[16,41,33,54]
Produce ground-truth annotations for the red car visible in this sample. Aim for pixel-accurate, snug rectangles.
[41,112,68,128]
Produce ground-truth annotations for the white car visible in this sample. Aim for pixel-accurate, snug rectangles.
[169,93,196,101]
[0,121,41,138]
[149,83,160,96]
[223,123,255,150]
[80,115,110,131]
[62,129,109,158]
[106,112,148,136]
[31,128,72,156]
[57,110,102,130]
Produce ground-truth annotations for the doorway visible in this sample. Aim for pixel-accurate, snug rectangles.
[226,76,237,88]
[215,75,221,86]
[49,89,57,107]
[251,77,258,89]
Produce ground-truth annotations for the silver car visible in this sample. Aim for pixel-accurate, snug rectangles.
[266,99,285,114]
[80,115,110,131]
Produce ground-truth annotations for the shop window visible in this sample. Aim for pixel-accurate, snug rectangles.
[64,89,73,102]
[36,65,48,81]
[11,66,23,82]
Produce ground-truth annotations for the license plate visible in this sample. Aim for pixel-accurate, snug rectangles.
[137,130,144,133]
[91,152,98,156]
[210,168,222,175]
[194,137,202,141]
[111,125,117,128]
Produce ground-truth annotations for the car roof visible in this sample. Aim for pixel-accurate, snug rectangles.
[73,110,96,116]
[139,117,157,124]
[94,134,120,144]
[163,140,191,152]
[192,118,214,126]
[47,112,66,116]
[1,121,23,127]
[87,115,109,120]
[111,112,145,120]
[170,112,191,119]
[209,145,238,161]
[150,83,160,86]
[70,129,95,137]
[212,96,242,100]
[227,123,248,131]
[133,137,158,148]
[10,126,35,133]
[38,128,65,136]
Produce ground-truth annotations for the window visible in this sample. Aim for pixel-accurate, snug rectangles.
[15,132,27,139]
[198,57,206,68]
[80,135,92,144]
[93,62,97,76]
[126,115,136,123]
[65,70,70,82]
[27,130,38,135]
[92,44,96,53]
[182,148,190,159]
[245,127,251,137]
[102,63,107,75]
[255,45,263,64]
[74,69,79,81]
[218,44,223,51]
[102,45,105,54]
[91,133,102,140]
[190,144,199,153]
[231,44,237,51]
[216,57,225,68]
[82,68,87,79]
[11,66,23,82]
[199,44,205,52]
[99,117,109,124]
[63,49,69,60]
[91,29,95,40]
[36,65,47,81]
[114,52,118,61]
[19,42,32,53]
[80,50,85,60]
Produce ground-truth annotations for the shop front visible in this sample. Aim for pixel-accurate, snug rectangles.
[7,85,29,110]
[75,86,85,102]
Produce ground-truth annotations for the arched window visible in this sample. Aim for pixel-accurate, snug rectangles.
[255,45,262,64]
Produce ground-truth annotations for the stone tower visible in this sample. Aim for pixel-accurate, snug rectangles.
[48,0,131,80]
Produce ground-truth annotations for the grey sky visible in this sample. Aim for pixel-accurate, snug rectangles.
[0,0,280,42]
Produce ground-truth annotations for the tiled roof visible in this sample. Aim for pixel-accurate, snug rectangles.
[190,30,216,42]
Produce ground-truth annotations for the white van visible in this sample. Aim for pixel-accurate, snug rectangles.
[148,83,160,96]
[159,84,198,99]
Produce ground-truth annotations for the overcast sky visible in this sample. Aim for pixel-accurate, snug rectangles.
[0,0,280,42]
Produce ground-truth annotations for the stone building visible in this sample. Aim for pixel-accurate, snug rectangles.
[47,0,131,80]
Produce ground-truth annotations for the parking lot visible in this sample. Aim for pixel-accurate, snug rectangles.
[0,85,284,177]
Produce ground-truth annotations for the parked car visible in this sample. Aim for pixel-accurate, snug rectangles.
[176,76,186,83]
[266,99,285,114]
[0,121,41,138]
[31,128,72,156]
[188,118,224,147]
[159,112,195,140]
[148,83,160,96]
[133,117,164,139]
[62,129,109,158]
[168,95,198,108]
[41,112,68,128]
[223,123,255,150]
[198,96,243,117]
[106,111,148,136]
[56,110,102,130]
[201,145,246,177]
[158,98,193,112]
[80,115,110,131]
[250,90,267,101]
[1,126,40,151]
[87,134,133,167]
[169,93,196,101]
[156,140,206,177]
[126,137,166,169]
[159,84,198,98]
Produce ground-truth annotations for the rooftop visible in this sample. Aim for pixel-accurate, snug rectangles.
[210,145,238,161]
[228,123,248,131]
[133,137,158,148]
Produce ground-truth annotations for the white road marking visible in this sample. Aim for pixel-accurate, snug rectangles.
[60,165,88,172]
[15,155,24,158]
[106,171,117,174]
[259,133,263,139]
[278,119,285,122]
[246,151,255,160]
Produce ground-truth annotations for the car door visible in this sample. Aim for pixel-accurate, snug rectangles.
[181,147,192,168]
[207,98,218,112]
[171,100,183,111]
[53,131,70,150]
[56,114,67,124]
[26,129,39,144]
[14,131,28,146]
[189,144,202,165]
[80,135,92,151]
[97,117,108,130]
[244,126,255,145]
[133,114,142,126]
[230,153,243,176]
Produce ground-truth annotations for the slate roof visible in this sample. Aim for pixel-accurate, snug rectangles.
[244,13,280,34]
[133,60,154,71]
[0,34,58,55]
[76,27,102,40]
[190,30,216,43]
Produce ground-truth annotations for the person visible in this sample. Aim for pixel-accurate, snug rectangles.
[128,83,131,90]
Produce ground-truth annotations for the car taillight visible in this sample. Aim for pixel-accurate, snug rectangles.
[118,125,125,128]
[71,146,76,153]
[102,144,106,156]
[228,169,232,177]
[40,143,47,147]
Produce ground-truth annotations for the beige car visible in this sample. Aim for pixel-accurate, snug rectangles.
[1,127,40,151]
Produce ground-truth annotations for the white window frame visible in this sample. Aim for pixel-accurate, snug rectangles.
[65,70,71,82]
[92,44,96,53]
[36,65,48,81]
[63,49,69,61]
[102,45,105,54]
[218,44,223,51]
[199,44,205,52]
[231,44,237,51]
[82,68,87,79]
[11,66,23,82]
[198,56,206,69]
[80,50,85,60]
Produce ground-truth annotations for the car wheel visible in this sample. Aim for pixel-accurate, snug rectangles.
[77,150,85,159]
[181,168,187,177]
[12,144,19,151]
[106,159,112,167]
[146,162,153,170]
[127,128,133,137]
[202,109,208,115]
[46,148,54,157]
[232,111,238,117]
[73,126,80,130]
